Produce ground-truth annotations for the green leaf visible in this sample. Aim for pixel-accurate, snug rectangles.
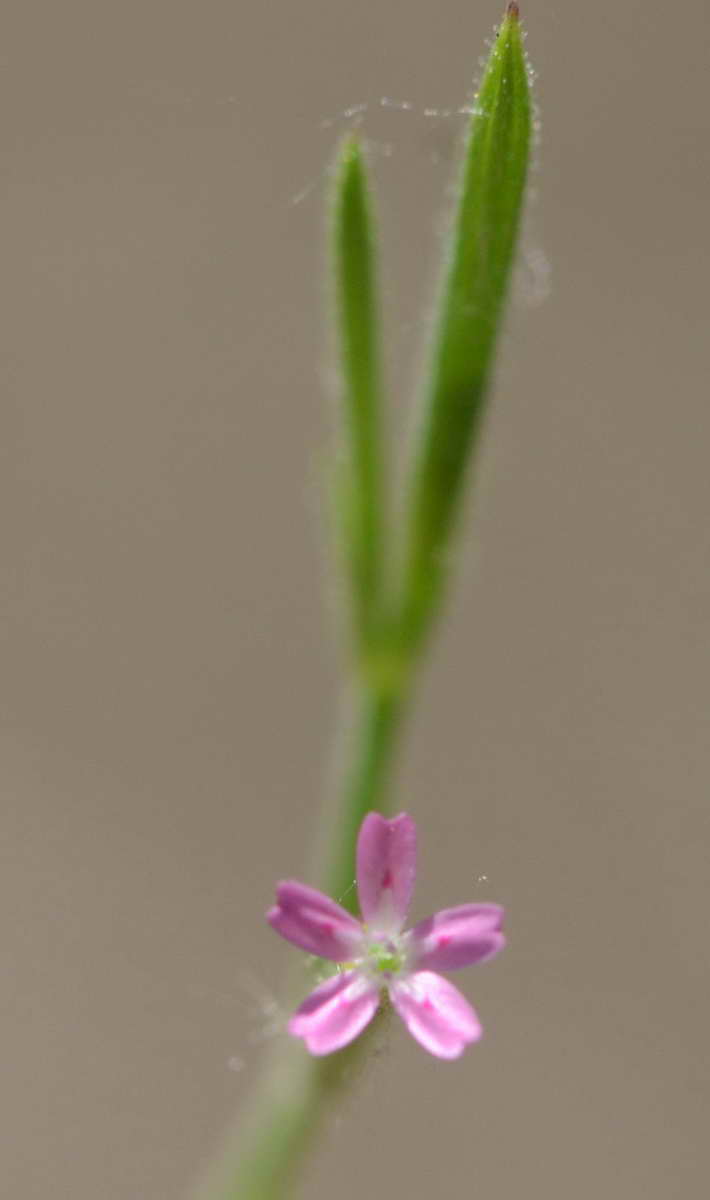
[398,2,532,653]
[331,135,385,655]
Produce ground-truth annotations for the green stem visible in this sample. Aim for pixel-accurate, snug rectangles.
[194,1003,393,1200]
[192,682,406,1200]
[318,684,405,914]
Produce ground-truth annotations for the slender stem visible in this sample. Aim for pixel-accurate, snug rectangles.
[196,1004,393,1200]
[318,684,405,914]
[192,682,406,1200]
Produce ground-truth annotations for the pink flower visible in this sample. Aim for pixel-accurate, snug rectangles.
[267,812,505,1059]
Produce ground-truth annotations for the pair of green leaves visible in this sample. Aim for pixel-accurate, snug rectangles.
[332,4,531,680]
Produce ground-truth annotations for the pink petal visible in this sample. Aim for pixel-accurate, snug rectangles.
[390,970,482,1059]
[267,880,364,962]
[288,970,380,1055]
[356,811,417,930]
[408,904,505,971]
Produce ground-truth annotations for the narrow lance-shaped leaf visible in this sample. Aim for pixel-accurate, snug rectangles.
[398,3,531,654]
[331,135,386,655]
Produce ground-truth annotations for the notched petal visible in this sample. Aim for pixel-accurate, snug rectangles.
[267,880,364,962]
[408,903,505,971]
[356,811,417,930]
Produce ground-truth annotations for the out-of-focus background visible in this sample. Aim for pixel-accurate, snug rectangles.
[2,2,708,1197]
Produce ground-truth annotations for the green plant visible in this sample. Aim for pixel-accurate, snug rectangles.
[194,6,532,1196]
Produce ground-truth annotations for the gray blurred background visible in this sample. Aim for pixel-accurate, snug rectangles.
[2,2,709,1197]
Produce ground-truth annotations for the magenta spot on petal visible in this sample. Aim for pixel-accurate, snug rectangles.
[437,934,451,948]
[423,997,434,1011]
[381,868,393,889]
[321,921,334,935]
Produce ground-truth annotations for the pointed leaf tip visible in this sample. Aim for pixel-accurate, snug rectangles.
[340,131,362,162]
[331,125,385,654]
[396,0,532,652]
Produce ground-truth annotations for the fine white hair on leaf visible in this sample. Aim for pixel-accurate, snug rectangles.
[336,877,357,906]
[321,101,368,129]
[290,180,317,207]
[233,969,287,1043]
[513,242,551,309]
[292,80,513,213]
[363,138,394,160]
[379,96,413,111]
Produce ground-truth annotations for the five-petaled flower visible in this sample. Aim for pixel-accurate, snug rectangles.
[267,812,505,1059]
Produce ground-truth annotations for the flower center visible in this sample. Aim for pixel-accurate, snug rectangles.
[360,933,407,981]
